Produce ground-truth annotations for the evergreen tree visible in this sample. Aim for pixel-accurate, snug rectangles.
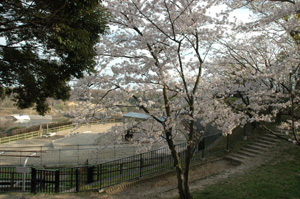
[0,0,109,114]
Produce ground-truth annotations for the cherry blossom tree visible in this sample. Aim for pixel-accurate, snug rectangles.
[71,0,239,198]
[72,1,300,198]
[216,0,300,145]
[209,34,299,145]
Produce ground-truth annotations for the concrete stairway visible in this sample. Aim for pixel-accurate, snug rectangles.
[225,133,281,164]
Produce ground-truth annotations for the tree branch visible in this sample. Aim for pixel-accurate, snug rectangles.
[268,0,295,4]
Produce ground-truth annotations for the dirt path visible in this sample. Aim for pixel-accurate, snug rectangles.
[102,158,236,199]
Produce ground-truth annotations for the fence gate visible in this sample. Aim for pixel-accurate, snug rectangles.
[32,168,59,193]
[0,167,31,193]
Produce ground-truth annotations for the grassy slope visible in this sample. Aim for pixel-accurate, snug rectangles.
[193,141,300,199]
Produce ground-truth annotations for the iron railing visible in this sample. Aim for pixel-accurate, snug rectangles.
[0,129,246,194]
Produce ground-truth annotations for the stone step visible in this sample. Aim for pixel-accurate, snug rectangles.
[273,132,289,136]
[266,133,290,141]
[237,150,256,157]
[253,141,271,148]
[246,144,269,152]
[241,147,263,155]
[274,129,292,134]
[260,135,280,143]
[256,138,276,146]
[229,153,249,160]
[265,133,280,139]
[224,155,243,165]
[272,131,291,138]
[225,131,285,165]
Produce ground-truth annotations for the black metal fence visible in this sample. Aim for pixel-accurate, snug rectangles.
[0,130,246,194]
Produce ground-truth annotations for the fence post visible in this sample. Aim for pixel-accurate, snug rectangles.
[55,170,60,193]
[99,165,102,189]
[226,134,229,151]
[201,138,205,160]
[120,163,123,175]
[87,166,94,183]
[11,172,15,191]
[76,168,79,192]
[140,154,143,177]
[243,125,247,140]
[31,168,36,194]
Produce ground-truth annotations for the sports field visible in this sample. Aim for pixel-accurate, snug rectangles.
[0,122,184,167]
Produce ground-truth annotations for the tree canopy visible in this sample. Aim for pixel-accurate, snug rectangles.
[71,0,300,198]
[71,1,233,198]
[0,0,109,114]
[222,0,300,144]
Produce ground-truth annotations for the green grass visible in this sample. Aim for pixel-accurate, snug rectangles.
[193,142,300,199]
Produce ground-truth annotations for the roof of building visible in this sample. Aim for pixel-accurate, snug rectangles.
[122,112,151,120]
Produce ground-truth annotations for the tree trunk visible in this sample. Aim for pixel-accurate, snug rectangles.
[184,151,193,199]
[165,130,193,199]
[163,86,193,198]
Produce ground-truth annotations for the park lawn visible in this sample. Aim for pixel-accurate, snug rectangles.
[193,141,300,199]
